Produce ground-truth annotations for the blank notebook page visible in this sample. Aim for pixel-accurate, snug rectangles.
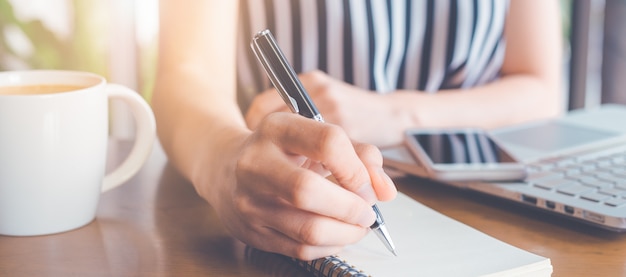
[338,193,552,277]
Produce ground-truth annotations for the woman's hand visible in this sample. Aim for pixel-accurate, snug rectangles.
[202,112,397,260]
[245,70,411,147]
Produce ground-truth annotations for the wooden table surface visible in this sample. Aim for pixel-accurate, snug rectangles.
[1,140,625,276]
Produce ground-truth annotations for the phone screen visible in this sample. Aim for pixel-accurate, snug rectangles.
[411,131,517,165]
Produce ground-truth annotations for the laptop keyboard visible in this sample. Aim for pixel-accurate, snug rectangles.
[525,144,626,208]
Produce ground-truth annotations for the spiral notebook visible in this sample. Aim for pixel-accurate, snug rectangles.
[246,192,552,276]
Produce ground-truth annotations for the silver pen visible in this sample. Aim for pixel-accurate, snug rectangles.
[251,29,397,256]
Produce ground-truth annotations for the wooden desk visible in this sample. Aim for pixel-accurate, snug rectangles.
[2,140,625,276]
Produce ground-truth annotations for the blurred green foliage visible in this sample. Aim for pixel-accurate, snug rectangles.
[561,0,572,40]
[0,0,159,101]
[0,0,108,76]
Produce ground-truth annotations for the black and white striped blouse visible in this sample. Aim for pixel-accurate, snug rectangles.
[236,0,509,112]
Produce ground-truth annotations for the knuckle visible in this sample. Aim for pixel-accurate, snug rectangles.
[317,84,333,99]
[232,194,252,214]
[318,125,348,153]
[236,146,254,167]
[297,219,324,246]
[257,113,281,134]
[308,70,326,82]
[286,171,315,207]
[235,148,258,179]
[336,170,368,193]
[358,143,383,163]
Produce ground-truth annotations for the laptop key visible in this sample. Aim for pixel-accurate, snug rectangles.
[556,158,577,167]
[528,162,555,172]
[532,179,575,190]
[526,172,563,182]
[576,176,602,184]
[612,169,626,178]
[564,173,589,181]
[596,160,613,168]
[553,167,581,175]
[599,188,626,197]
[614,182,626,190]
[581,192,611,202]
[580,179,615,189]
[557,185,594,196]
[595,172,624,183]
[604,197,626,207]
[611,157,626,164]
[579,164,598,173]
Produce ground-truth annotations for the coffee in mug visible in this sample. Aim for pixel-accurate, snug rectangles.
[0,70,156,236]
[0,84,87,95]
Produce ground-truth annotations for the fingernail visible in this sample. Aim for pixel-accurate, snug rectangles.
[357,207,376,228]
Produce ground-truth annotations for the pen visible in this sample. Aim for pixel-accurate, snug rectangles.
[251,29,397,256]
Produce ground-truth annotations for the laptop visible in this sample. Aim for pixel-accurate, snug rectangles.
[382,104,626,231]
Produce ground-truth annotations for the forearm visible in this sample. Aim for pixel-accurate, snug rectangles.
[152,66,249,199]
[154,0,243,199]
[393,74,563,130]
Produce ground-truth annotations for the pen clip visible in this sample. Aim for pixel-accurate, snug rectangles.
[286,95,300,113]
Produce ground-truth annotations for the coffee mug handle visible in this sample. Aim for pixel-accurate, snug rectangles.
[101,84,156,192]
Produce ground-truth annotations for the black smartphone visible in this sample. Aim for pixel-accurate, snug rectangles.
[404,128,527,182]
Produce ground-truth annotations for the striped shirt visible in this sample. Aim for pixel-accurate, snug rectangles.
[236,0,510,112]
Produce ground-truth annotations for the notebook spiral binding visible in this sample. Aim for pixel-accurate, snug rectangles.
[245,246,369,277]
[296,255,368,277]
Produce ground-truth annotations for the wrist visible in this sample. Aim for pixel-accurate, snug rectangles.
[188,127,251,204]
[374,92,426,145]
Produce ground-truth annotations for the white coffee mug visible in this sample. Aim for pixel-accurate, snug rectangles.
[0,70,156,236]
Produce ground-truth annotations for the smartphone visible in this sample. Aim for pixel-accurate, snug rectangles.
[403,128,527,182]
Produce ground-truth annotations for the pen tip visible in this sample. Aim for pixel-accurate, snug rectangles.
[392,249,398,256]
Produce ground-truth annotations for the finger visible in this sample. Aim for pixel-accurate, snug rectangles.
[234,135,375,228]
[353,143,397,201]
[255,197,369,247]
[248,226,345,261]
[261,113,377,204]
[256,89,286,111]
[235,195,360,260]
[298,70,330,93]
[249,155,376,228]
[245,88,288,130]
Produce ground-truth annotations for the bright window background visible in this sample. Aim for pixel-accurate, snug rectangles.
[0,0,158,101]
